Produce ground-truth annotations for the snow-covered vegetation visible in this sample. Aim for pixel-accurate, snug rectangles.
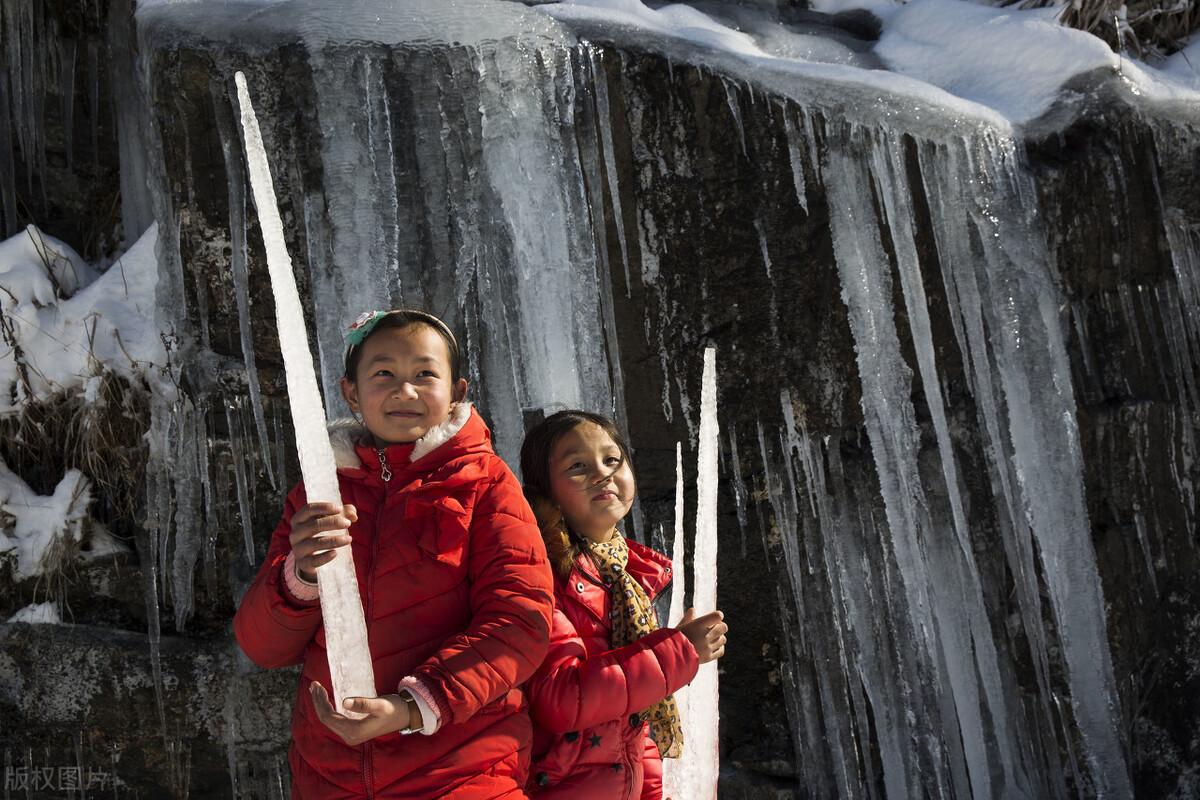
[0,224,162,589]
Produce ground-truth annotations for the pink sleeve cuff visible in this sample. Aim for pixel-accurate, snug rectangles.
[283,552,321,602]
[399,677,444,735]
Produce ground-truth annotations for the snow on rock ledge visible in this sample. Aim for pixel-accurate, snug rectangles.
[7,601,61,624]
[0,462,91,579]
[0,223,170,416]
[543,0,1200,130]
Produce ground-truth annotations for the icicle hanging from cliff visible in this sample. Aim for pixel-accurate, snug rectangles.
[822,121,1034,800]
[304,50,401,420]
[108,0,156,241]
[212,78,276,491]
[290,23,612,463]
[917,131,1132,797]
[234,71,375,712]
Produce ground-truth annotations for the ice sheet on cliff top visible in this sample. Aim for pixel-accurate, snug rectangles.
[137,0,569,49]
[136,0,1200,131]
[542,0,1200,129]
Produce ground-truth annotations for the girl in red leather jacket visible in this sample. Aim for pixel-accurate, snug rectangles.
[234,309,554,798]
[518,410,728,799]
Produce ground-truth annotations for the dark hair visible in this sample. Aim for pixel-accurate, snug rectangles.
[343,309,462,383]
[520,410,634,577]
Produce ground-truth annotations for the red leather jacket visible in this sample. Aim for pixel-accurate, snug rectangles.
[234,406,554,798]
[524,539,699,800]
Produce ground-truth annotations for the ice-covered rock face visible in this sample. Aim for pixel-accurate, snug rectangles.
[4,0,1199,797]
[137,0,569,49]
[128,0,1199,795]
[138,0,613,470]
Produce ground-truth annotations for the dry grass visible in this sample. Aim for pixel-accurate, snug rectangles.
[0,372,149,614]
[1,371,151,532]
[1002,0,1198,60]
[0,217,151,526]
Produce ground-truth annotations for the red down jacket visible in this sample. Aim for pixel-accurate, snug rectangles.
[524,539,699,799]
[234,406,554,799]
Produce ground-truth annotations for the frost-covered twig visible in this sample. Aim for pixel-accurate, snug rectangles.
[0,306,35,404]
[26,226,67,301]
[111,327,140,372]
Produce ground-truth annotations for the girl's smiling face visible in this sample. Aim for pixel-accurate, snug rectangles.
[340,323,468,446]
[548,422,635,543]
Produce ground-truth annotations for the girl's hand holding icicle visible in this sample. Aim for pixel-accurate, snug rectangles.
[288,502,358,582]
[309,683,422,746]
[676,607,728,663]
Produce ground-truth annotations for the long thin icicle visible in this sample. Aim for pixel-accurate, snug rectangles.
[668,442,686,627]
[663,449,693,798]
[664,347,720,799]
[233,71,376,712]
[692,346,721,799]
[213,79,277,490]
[664,442,691,797]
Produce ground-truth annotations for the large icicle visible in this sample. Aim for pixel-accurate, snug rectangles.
[663,442,691,794]
[109,0,156,241]
[692,346,721,798]
[668,441,686,627]
[588,48,633,297]
[919,133,1131,797]
[233,71,375,712]
[213,79,276,490]
[305,50,401,418]
[870,134,1031,799]
[823,122,1036,799]
[663,347,720,800]
[823,141,965,798]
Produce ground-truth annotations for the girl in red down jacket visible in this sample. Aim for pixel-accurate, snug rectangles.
[518,410,729,799]
[234,309,554,799]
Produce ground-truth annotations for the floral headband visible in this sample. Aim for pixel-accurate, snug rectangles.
[345,309,459,351]
[346,310,388,346]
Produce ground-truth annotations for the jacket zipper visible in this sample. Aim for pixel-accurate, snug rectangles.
[361,448,391,800]
[362,741,375,800]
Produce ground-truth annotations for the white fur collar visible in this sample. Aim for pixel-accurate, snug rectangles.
[412,401,473,462]
[327,402,473,469]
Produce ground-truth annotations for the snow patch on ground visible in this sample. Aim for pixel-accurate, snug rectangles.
[7,602,61,624]
[0,224,169,416]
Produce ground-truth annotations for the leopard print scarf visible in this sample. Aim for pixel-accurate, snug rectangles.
[587,534,684,758]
